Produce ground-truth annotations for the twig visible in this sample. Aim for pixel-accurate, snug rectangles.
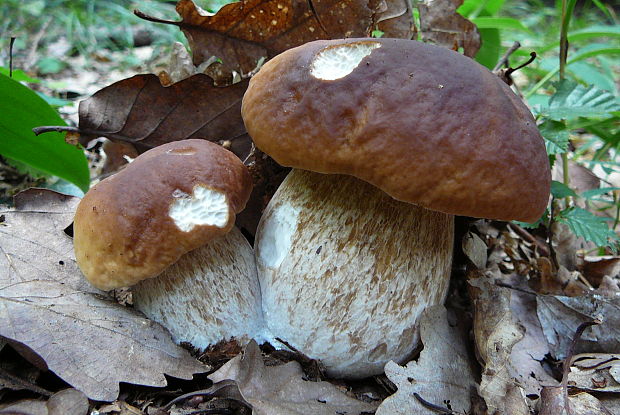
[0,367,53,397]
[508,223,550,257]
[133,9,181,26]
[32,125,149,148]
[561,318,603,415]
[547,201,560,270]
[9,37,15,77]
[493,41,521,72]
[413,393,455,414]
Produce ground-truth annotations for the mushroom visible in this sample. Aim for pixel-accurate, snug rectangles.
[73,139,264,349]
[241,38,550,377]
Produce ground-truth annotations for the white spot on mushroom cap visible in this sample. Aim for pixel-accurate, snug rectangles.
[310,41,381,81]
[169,185,230,232]
[257,202,300,269]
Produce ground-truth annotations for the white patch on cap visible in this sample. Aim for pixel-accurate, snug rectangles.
[310,42,381,81]
[169,186,229,232]
[258,202,300,269]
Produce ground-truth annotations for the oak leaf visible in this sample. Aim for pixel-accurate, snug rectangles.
[0,189,207,401]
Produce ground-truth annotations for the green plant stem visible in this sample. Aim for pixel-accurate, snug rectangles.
[559,0,576,209]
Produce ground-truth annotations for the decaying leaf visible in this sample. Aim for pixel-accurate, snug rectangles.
[418,0,480,57]
[462,231,488,269]
[0,189,207,401]
[537,294,620,361]
[509,288,559,398]
[539,387,613,415]
[375,0,415,39]
[568,353,620,393]
[207,340,378,415]
[0,388,88,415]
[375,305,476,415]
[171,0,386,75]
[78,74,251,157]
[469,275,529,414]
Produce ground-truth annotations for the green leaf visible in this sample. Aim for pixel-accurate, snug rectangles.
[539,119,570,154]
[36,92,72,108]
[568,25,620,42]
[581,187,620,200]
[557,207,618,247]
[469,17,532,33]
[371,29,384,38]
[551,180,577,199]
[0,67,40,83]
[540,80,620,121]
[36,57,67,75]
[0,74,90,192]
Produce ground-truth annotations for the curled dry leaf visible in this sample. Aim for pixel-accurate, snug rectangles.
[0,189,207,401]
[468,275,529,414]
[0,388,88,415]
[78,74,251,158]
[537,294,620,361]
[171,0,390,75]
[539,387,613,415]
[462,231,488,269]
[375,0,415,39]
[207,340,378,415]
[375,305,476,415]
[568,353,620,393]
[418,0,480,57]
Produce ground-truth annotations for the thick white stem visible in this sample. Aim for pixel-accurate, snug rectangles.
[133,227,264,349]
[255,169,454,378]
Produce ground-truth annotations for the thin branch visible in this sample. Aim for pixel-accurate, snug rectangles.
[133,9,181,26]
[493,41,521,72]
[9,37,15,77]
[561,318,603,415]
[413,393,456,414]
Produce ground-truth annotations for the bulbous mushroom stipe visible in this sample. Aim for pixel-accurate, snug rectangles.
[73,139,264,349]
[242,38,551,378]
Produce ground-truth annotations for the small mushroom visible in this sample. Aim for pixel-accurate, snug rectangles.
[73,139,264,349]
[242,38,551,377]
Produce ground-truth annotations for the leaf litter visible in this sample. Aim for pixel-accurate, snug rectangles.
[0,189,207,401]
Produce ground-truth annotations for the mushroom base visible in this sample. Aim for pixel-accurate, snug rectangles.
[132,227,264,350]
[255,169,454,378]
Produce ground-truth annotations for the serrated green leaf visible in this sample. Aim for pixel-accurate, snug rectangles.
[551,180,577,198]
[539,119,570,154]
[541,80,620,120]
[557,207,618,247]
[581,187,620,200]
[0,74,90,191]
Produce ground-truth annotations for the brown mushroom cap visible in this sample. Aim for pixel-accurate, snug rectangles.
[74,139,253,290]
[241,38,550,222]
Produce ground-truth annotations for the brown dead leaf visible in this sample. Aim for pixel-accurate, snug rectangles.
[375,0,415,39]
[582,256,620,287]
[418,0,480,57]
[537,294,620,361]
[462,231,488,269]
[0,388,88,415]
[78,74,251,158]
[207,340,378,415]
[375,305,476,415]
[509,287,559,398]
[539,387,613,415]
[569,353,620,393]
[0,189,207,401]
[469,275,529,414]
[170,0,386,75]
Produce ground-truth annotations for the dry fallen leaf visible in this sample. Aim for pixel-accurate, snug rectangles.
[207,340,378,415]
[0,388,88,415]
[537,294,620,361]
[418,0,480,57]
[78,74,251,157]
[469,275,530,415]
[170,0,385,75]
[0,189,207,401]
[375,305,476,415]
[539,387,613,415]
[509,287,559,398]
[569,353,620,393]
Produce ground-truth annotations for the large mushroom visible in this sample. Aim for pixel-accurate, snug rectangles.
[73,139,264,349]
[241,38,550,378]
